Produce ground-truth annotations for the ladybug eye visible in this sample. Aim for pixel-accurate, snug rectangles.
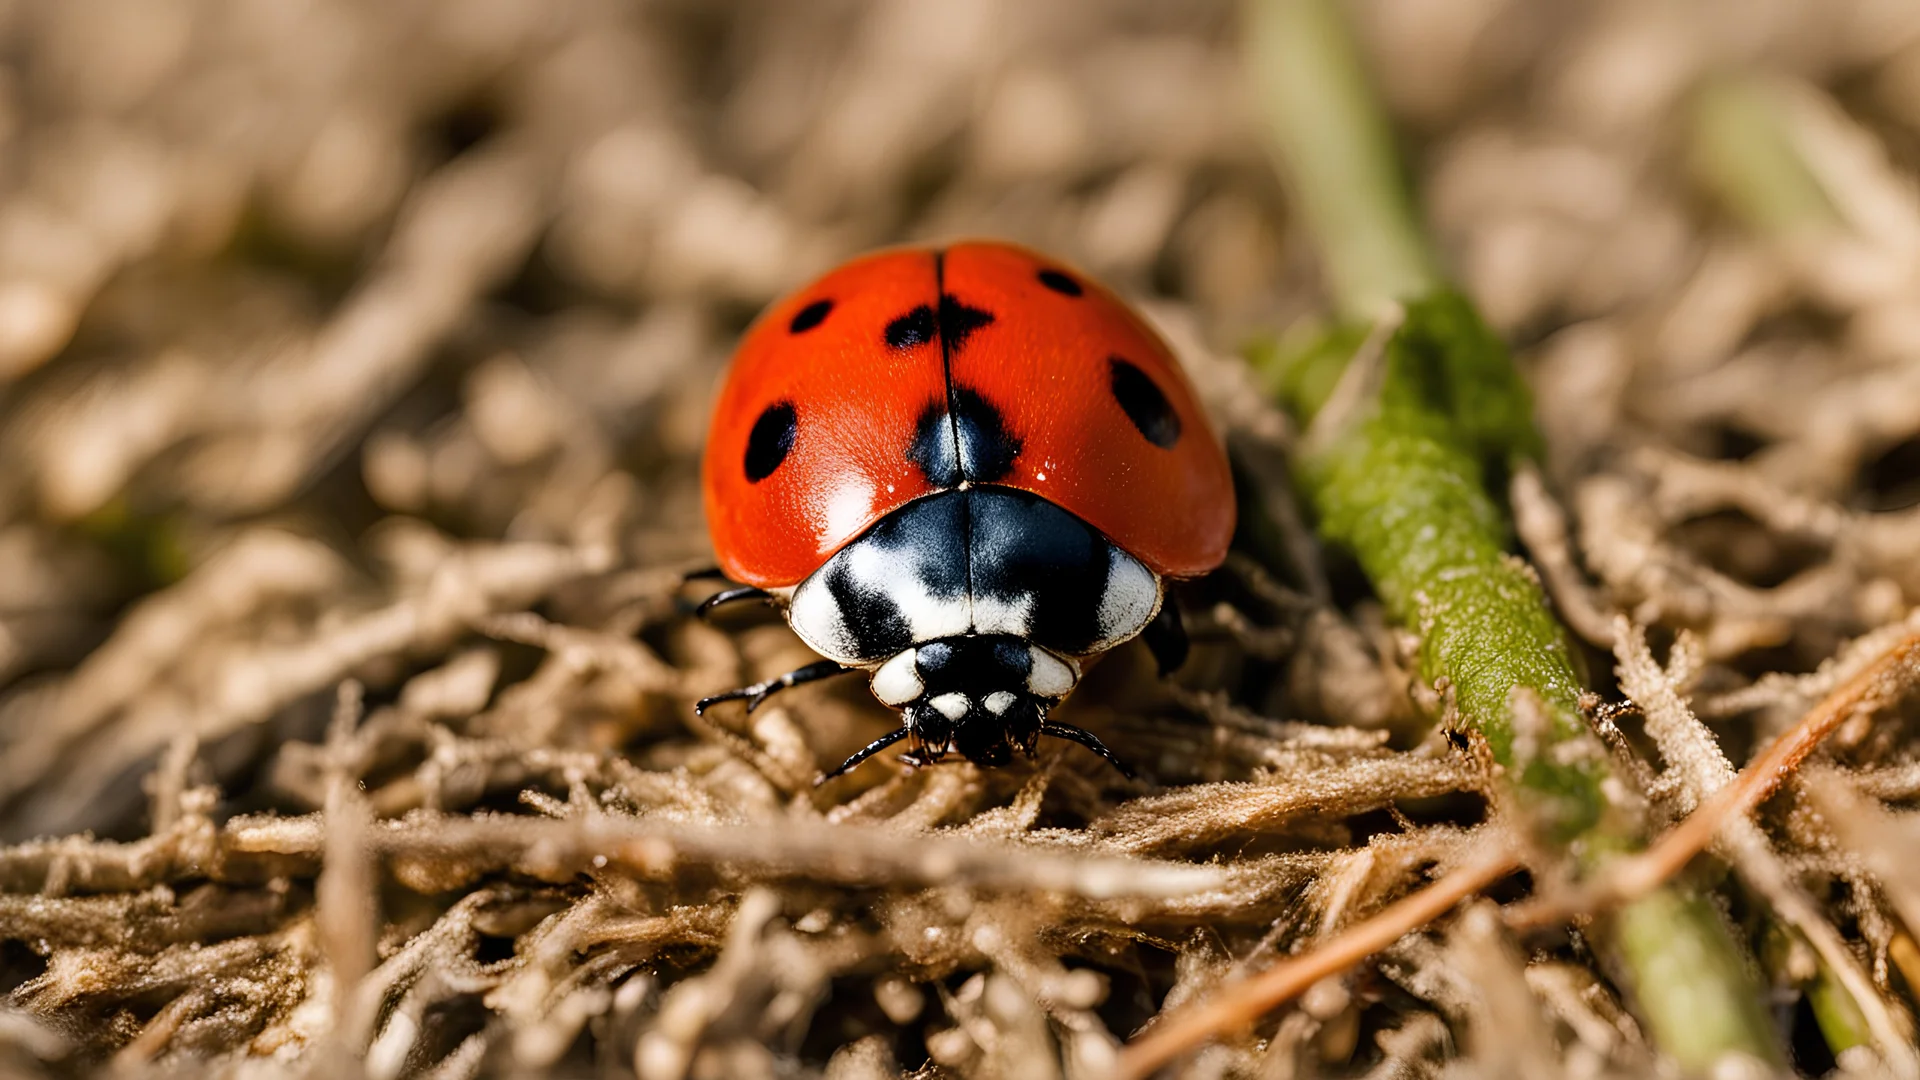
[788,299,832,334]
[744,401,798,482]
[1036,269,1082,296]
[1109,358,1181,449]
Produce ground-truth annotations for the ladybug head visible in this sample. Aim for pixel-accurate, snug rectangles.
[827,635,1131,781]
[887,635,1052,766]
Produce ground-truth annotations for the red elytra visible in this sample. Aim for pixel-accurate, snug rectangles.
[702,240,1235,589]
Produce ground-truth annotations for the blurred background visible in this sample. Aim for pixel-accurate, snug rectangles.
[3,0,1920,1075]
[3,0,1915,705]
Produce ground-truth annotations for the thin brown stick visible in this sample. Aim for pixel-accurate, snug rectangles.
[1112,848,1521,1080]
[1510,631,1920,930]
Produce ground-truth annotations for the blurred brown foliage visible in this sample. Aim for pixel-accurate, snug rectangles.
[0,1,1919,1077]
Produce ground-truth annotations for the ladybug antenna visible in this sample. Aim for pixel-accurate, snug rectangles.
[815,726,911,786]
[1039,722,1137,780]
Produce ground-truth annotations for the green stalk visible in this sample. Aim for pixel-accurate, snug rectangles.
[1245,0,1440,319]
[1690,73,1841,235]
[1806,957,1873,1058]
[1245,0,1781,1070]
[1289,292,1599,838]
[1762,924,1873,1061]
[1611,888,1785,1069]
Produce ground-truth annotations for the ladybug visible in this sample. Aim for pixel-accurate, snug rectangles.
[695,241,1235,781]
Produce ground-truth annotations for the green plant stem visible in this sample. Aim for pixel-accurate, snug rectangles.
[1246,0,1782,1070]
[1762,924,1873,1060]
[1245,0,1439,319]
[1614,888,1787,1069]
[1690,73,1841,235]
[1807,957,1874,1058]
[1293,293,1601,838]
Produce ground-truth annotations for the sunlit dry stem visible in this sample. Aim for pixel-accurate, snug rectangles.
[1113,847,1522,1080]
[1510,631,1920,929]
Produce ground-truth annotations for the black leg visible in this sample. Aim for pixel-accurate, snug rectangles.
[816,726,912,785]
[682,565,729,582]
[1039,722,1136,779]
[897,743,953,769]
[695,585,772,618]
[695,659,857,716]
[1141,600,1190,676]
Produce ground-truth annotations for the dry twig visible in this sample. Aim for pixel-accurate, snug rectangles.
[1112,841,1521,1079]
[1513,630,1920,927]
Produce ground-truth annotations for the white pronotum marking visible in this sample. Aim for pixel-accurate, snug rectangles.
[1094,548,1159,648]
[787,536,972,664]
[787,575,859,662]
[1027,648,1078,698]
[870,649,922,705]
[969,592,1035,637]
[786,496,1162,672]
[845,539,971,642]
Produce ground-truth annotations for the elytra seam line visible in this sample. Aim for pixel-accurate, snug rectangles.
[934,248,976,635]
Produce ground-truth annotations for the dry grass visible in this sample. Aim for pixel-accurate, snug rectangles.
[2,1,1920,1077]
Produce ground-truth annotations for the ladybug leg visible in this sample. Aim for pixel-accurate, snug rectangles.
[1141,599,1190,676]
[816,726,913,785]
[1038,722,1137,780]
[694,585,772,618]
[694,659,855,716]
[1008,708,1043,759]
[897,743,948,769]
[680,567,771,618]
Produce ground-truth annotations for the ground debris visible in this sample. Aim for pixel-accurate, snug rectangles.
[0,1,1917,1077]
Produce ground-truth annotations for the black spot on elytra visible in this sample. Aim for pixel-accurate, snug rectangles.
[886,306,936,348]
[907,402,953,485]
[1109,358,1181,449]
[743,401,797,482]
[884,295,996,351]
[952,386,1020,481]
[788,299,833,333]
[1037,269,1082,296]
[906,386,1021,487]
[938,294,995,351]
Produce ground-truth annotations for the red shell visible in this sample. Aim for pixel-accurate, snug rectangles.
[702,241,1235,588]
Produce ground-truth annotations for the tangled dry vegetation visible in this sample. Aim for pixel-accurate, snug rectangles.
[2,1,1920,1077]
